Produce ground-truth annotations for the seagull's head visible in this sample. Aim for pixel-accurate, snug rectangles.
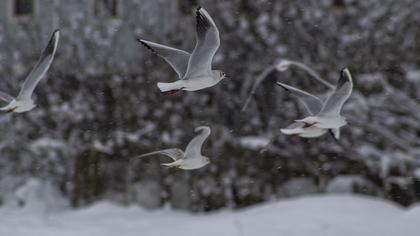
[194,126,210,133]
[204,156,210,164]
[276,60,292,72]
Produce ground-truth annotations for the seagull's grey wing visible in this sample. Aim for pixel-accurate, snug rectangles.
[137,39,191,79]
[0,91,14,103]
[318,68,353,116]
[184,7,220,79]
[132,148,185,161]
[241,64,277,112]
[184,126,211,159]
[276,82,323,115]
[17,29,60,101]
[278,60,335,89]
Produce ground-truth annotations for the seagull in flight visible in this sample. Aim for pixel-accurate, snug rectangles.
[277,68,353,139]
[132,126,211,170]
[137,6,227,94]
[0,29,60,113]
[241,59,334,112]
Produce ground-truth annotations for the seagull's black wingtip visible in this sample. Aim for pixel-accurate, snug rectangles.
[328,130,339,143]
[340,67,349,74]
[196,6,202,12]
[339,67,352,83]
[53,29,60,34]
[137,39,156,54]
[276,82,289,92]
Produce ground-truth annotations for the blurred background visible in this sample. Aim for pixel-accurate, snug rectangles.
[0,0,420,213]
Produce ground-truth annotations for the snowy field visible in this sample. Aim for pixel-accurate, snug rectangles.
[0,194,418,236]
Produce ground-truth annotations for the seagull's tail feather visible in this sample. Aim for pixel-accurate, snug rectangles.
[280,122,305,135]
[161,160,181,168]
[157,81,186,93]
[280,128,302,135]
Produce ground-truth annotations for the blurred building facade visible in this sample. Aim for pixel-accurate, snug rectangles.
[0,0,183,76]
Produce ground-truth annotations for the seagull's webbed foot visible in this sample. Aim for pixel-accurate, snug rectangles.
[161,160,180,168]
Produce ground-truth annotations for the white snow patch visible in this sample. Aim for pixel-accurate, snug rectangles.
[93,139,113,154]
[12,178,68,213]
[30,138,66,151]
[326,176,375,193]
[239,136,270,150]
[406,70,420,82]
[414,169,420,178]
[0,194,418,236]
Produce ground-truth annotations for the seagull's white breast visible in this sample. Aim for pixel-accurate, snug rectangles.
[14,100,36,113]
[179,157,209,170]
[299,127,328,138]
[281,125,327,138]
[183,76,219,91]
[313,116,347,129]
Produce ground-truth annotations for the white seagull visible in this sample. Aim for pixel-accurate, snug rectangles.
[132,126,211,170]
[277,68,353,139]
[276,59,335,89]
[0,29,60,113]
[137,6,227,94]
[241,59,335,112]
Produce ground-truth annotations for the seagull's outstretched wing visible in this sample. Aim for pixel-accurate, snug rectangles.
[17,29,60,101]
[184,7,220,79]
[276,60,335,89]
[276,82,323,115]
[0,91,14,103]
[185,126,211,159]
[133,148,185,161]
[241,64,277,112]
[137,39,191,79]
[318,68,353,116]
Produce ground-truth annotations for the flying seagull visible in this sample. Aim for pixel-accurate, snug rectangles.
[241,59,334,112]
[0,29,60,113]
[277,68,353,139]
[132,126,211,170]
[137,6,227,94]
[275,59,335,89]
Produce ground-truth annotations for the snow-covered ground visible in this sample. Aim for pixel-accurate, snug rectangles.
[0,194,418,236]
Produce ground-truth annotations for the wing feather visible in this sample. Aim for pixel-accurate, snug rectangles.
[137,39,190,79]
[276,82,323,115]
[184,126,211,159]
[17,29,60,100]
[318,68,353,116]
[0,91,14,103]
[241,64,277,112]
[184,7,220,79]
[132,148,185,161]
